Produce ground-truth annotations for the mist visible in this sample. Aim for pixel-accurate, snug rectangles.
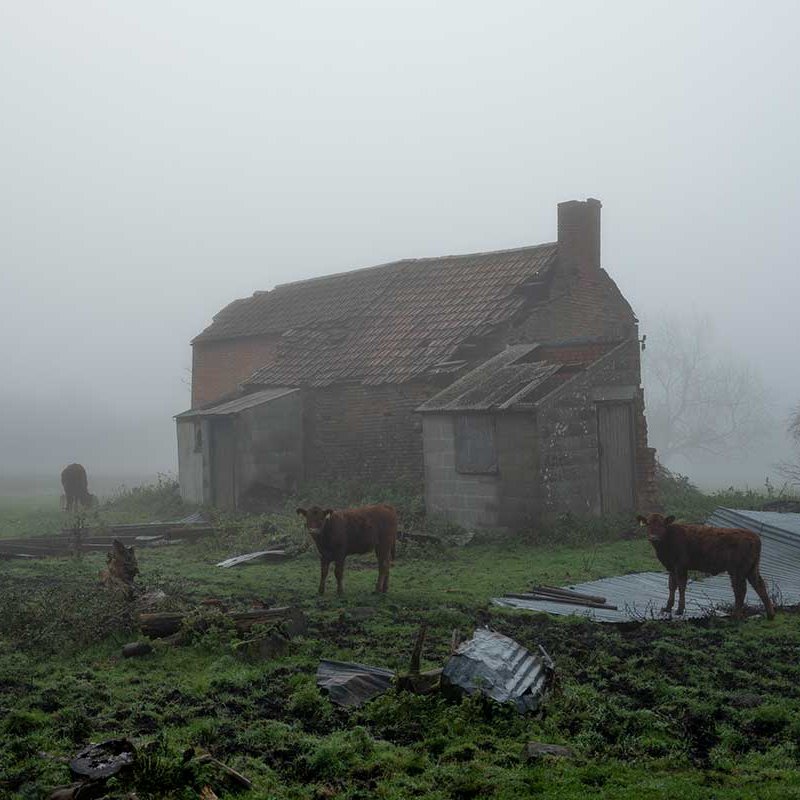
[2,1,799,490]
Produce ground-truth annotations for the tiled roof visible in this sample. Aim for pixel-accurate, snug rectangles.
[416,345,565,412]
[199,243,558,387]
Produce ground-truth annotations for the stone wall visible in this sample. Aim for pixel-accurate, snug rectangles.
[534,339,651,515]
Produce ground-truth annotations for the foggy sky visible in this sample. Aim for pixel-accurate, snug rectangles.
[2,1,799,489]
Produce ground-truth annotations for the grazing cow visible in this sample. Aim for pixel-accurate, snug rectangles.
[637,513,775,619]
[297,504,398,595]
[60,463,96,511]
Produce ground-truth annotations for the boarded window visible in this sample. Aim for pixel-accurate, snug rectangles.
[454,415,498,474]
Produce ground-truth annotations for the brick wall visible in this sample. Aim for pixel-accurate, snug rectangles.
[508,268,637,345]
[192,335,279,408]
[304,381,439,484]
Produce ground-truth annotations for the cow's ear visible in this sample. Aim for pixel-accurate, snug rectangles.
[665,515,676,525]
[296,508,306,517]
[636,515,647,525]
[325,509,334,518]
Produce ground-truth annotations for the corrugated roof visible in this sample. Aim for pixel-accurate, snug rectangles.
[196,243,558,387]
[175,387,298,419]
[416,345,563,412]
[493,508,800,622]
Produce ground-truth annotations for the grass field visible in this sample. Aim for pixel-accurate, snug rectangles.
[2,481,800,799]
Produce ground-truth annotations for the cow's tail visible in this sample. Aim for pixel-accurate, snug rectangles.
[391,538,397,563]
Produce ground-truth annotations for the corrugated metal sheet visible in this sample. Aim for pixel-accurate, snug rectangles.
[417,345,564,413]
[493,508,800,623]
[441,628,554,713]
[175,388,298,419]
[316,660,395,708]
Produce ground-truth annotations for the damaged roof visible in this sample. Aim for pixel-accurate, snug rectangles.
[417,344,570,412]
[195,243,559,387]
[175,387,297,419]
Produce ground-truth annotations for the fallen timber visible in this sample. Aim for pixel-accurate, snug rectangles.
[0,522,215,560]
[503,592,619,611]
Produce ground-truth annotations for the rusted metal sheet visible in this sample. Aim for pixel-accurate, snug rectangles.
[441,628,554,713]
[493,508,800,622]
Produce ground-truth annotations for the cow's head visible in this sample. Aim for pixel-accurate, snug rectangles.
[297,506,334,540]
[637,513,675,542]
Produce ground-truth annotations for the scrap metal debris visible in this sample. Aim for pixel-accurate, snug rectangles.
[441,628,555,713]
[494,507,800,622]
[69,739,136,781]
[215,549,289,567]
[316,660,395,708]
[524,741,574,760]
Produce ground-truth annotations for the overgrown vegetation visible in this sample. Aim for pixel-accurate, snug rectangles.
[2,478,800,798]
[655,463,800,522]
[102,474,187,520]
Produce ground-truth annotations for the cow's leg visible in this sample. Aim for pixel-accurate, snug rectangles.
[730,572,747,619]
[676,569,688,616]
[318,559,330,595]
[747,568,775,620]
[663,572,677,613]
[334,558,346,596]
[375,552,390,593]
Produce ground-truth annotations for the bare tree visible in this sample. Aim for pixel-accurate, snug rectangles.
[642,313,771,462]
[778,404,800,486]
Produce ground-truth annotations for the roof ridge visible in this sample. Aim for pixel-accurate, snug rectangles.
[268,241,557,293]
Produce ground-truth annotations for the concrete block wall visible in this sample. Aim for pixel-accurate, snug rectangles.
[422,415,501,528]
[494,414,540,529]
[237,392,303,496]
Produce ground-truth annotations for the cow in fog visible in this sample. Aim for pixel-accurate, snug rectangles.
[297,504,398,595]
[638,513,775,619]
[60,463,96,512]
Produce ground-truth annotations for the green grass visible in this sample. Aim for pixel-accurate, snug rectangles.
[0,476,190,539]
[2,491,800,799]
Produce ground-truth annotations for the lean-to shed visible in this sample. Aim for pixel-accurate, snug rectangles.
[417,339,650,530]
[175,387,302,510]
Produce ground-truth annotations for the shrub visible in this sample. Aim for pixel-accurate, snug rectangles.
[102,474,186,519]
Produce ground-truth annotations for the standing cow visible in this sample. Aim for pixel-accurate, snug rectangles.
[61,463,96,512]
[297,504,398,595]
[638,513,775,619]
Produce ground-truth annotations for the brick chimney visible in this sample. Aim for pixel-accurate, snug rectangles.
[557,198,601,274]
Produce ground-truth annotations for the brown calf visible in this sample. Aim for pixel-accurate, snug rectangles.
[637,513,775,619]
[61,463,96,512]
[297,504,398,595]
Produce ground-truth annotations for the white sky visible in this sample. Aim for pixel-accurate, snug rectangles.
[1,1,798,487]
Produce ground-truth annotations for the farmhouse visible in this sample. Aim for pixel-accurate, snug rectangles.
[177,198,657,522]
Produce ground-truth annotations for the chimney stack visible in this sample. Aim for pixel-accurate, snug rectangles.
[557,198,601,274]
